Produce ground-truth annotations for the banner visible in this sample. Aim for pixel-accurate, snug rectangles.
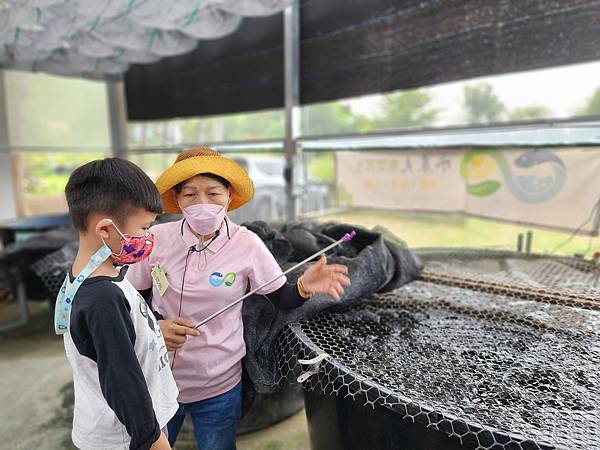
[335,148,600,235]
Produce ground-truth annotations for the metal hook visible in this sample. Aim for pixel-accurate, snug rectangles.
[297,353,329,383]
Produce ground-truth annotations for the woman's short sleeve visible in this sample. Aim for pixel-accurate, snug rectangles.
[247,233,287,295]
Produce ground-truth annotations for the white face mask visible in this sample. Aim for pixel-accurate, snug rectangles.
[181,203,227,236]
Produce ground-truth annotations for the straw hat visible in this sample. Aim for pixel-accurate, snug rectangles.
[155,146,254,213]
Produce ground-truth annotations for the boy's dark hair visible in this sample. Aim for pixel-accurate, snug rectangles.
[65,158,162,231]
[173,173,231,194]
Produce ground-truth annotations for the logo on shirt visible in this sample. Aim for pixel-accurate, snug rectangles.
[137,294,162,340]
[209,271,237,287]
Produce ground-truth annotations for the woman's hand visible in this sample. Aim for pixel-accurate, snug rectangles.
[159,317,200,351]
[300,255,351,301]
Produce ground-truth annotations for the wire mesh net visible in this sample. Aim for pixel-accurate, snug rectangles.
[417,248,599,296]
[275,250,600,450]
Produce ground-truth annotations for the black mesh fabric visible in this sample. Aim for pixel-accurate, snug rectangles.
[242,222,421,394]
[126,0,600,120]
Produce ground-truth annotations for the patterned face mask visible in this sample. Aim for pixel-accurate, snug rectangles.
[103,221,155,265]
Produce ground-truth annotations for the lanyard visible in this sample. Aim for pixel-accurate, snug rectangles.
[170,231,221,370]
[54,244,113,335]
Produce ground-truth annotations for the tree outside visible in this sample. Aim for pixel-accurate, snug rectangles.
[371,90,440,130]
[463,82,505,124]
[508,105,552,121]
[577,87,600,116]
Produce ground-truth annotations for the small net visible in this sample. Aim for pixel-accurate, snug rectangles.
[275,249,600,450]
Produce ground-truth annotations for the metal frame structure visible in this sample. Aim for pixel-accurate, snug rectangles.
[283,0,301,221]
[113,119,600,155]
[106,81,129,159]
[0,72,17,221]
[2,0,600,333]
[0,72,28,334]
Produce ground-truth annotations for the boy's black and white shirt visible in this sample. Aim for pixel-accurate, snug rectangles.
[63,267,179,450]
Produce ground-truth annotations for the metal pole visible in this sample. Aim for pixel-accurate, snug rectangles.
[284,0,301,221]
[525,230,533,254]
[0,71,30,335]
[0,71,18,221]
[195,230,356,328]
[106,81,129,158]
[517,233,524,252]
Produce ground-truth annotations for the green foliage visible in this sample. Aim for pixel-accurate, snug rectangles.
[323,210,597,257]
[336,184,354,207]
[6,71,109,148]
[302,102,370,135]
[508,105,552,121]
[463,82,505,124]
[578,87,600,116]
[22,152,104,197]
[222,110,284,140]
[371,90,440,129]
[306,153,334,182]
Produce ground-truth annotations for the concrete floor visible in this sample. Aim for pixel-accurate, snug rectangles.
[0,299,310,450]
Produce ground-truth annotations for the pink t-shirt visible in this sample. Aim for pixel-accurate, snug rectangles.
[126,219,286,403]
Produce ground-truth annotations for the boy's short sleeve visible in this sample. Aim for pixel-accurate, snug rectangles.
[247,232,286,295]
[71,282,160,449]
[126,257,152,291]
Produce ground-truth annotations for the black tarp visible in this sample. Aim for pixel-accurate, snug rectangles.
[241,221,421,394]
[125,0,600,121]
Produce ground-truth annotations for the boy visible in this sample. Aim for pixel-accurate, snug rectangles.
[57,158,178,450]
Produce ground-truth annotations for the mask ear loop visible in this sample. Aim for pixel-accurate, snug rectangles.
[109,221,127,239]
[100,219,127,256]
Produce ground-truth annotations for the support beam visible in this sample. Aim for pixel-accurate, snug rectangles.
[0,71,17,221]
[0,153,17,220]
[0,71,29,334]
[106,81,128,158]
[283,0,301,221]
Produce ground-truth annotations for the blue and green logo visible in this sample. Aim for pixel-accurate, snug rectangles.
[459,149,566,203]
[209,271,237,287]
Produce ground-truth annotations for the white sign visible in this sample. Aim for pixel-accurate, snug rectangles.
[335,148,600,235]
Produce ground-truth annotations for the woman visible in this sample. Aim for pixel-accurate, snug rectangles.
[127,147,351,450]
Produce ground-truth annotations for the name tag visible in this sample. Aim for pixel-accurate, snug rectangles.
[151,263,169,296]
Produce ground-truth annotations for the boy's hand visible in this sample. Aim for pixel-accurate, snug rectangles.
[150,431,171,450]
[159,317,200,351]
